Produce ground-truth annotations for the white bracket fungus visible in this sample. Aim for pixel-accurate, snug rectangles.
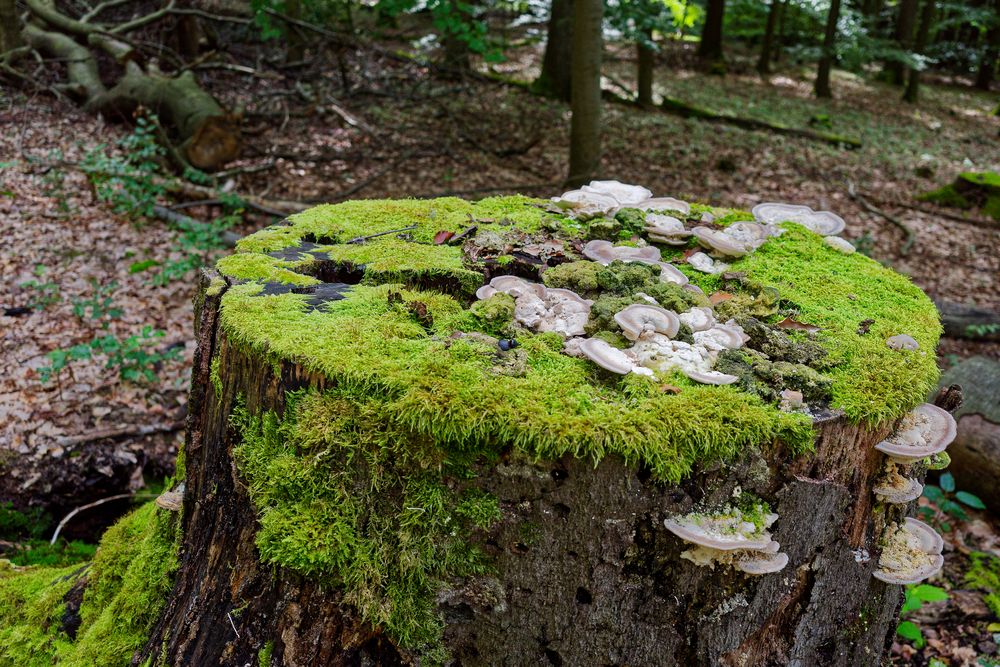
[873,517,944,585]
[752,202,847,236]
[886,334,919,351]
[576,338,653,377]
[665,509,789,575]
[687,251,730,275]
[873,462,924,504]
[478,276,592,338]
[645,214,691,245]
[824,236,856,254]
[874,403,957,463]
[691,227,750,258]
[614,304,681,340]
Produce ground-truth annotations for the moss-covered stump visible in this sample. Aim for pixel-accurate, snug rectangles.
[137,195,944,666]
[919,171,1000,220]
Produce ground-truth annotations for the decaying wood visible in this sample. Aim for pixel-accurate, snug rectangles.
[934,300,1000,340]
[134,270,913,666]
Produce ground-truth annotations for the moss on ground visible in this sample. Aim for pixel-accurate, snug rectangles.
[919,171,1000,220]
[0,502,180,666]
[966,551,1000,617]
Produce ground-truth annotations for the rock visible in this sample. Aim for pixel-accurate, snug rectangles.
[936,357,1000,512]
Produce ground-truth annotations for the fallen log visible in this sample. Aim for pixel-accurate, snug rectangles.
[934,300,1000,341]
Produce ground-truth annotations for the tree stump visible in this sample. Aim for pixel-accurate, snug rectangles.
[138,194,945,666]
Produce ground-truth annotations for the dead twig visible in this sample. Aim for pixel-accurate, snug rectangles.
[847,181,916,255]
[347,225,417,244]
[50,494,132,544]
[56,420,184,447]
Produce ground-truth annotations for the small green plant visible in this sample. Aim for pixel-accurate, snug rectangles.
[38,326,182,384]
[71,279,122,324]
[920,471,986,531]
[19,265,60,311]
[852,231,875,257]
[967,323,1000,337]
[896,583,949,648]
[82,116,166,219]
[153,208,240,286]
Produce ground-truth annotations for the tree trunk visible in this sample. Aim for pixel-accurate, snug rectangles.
[567,0,602,187]
[129,266,927,666]
[637,32,655,107]
[285,0,306,62]
[757,0,780,75]
[975,0,1000,90]
[903,0,935,103]
[884,0,917,85]
[698,0,726,68]
[815,0,842,98]
[0,0,22,53]
[536,0,573,101]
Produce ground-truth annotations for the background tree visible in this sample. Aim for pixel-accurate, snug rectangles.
[698,0,726,68]
[815,0,843,97]
[885,0,918,84]
[976,0,1000,90]
[568,0,603,186]
[758,0,782,75]
[903,0,935,102]
[0,0,22,53]
[537,0,574,101]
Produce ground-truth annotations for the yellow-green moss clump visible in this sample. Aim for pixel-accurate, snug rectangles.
[215,195,941,660]
[0,502,180,666]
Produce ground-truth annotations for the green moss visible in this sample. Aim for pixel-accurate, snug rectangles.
[258,641,274,667]
[216,253,320,287]
[469,293,515,336]
[0,502,180,666]
[205,275,227,297]
[966,551,1000,617]
[542,260,604,293]
[596,260,660,294]
[231,391,497,662]
[613,208,646,239]
[918,183,970,209]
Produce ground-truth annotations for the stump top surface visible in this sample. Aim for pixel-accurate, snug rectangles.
[215,195,940,482]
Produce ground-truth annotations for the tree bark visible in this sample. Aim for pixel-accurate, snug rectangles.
[567,0,602,187]
[536,0,573,101]
[127,264,940,666]
[903,0,935,103]
[0,0,21,53]
[884,0,917,85]
[757,0,781,76]
[815,0,842,98]
[975,0,1000,90]
[698,0,726,68]
[637,30,654,107]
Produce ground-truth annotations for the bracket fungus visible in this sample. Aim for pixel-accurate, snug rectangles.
[874,403,958,463]
[645,214,691,245]
[583,239,661,266]
[687,251,730,275]
[576,337,653,377]
[678,306,715,332]
[642,196,692,215]
[691,227,751,258]
[886,334,920,351]
[551,189,619,219]
[873,463,924,504]
[824,236,856,254]
[752,202,847,236]
[873,518,944,585]
[614,304,681,340]
[665,509,789,575]
[476,276,591,337]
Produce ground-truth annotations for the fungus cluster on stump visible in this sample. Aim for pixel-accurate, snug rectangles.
[1,184,949,666]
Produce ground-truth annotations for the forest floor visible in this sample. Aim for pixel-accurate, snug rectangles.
[2,37,1000,664]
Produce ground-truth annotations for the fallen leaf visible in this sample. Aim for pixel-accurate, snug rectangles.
[433,230,454,244]
[658,384,682,394]
[709,291,733,305]
[857,318,875,335]
[777,316,820,332]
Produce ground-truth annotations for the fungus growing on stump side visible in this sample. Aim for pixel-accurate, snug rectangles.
[664,507,789,575]
[873,518,944,585]
[614,304,681,340]
[874,403,958,463]
[752,202,847,236]
[873,463,924,504]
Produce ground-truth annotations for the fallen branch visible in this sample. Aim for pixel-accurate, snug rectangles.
[49,494,133,544]
[847,181,916,255]
[934,300,1000,341]
[861,192,1000,230]
[347,224,417,244]
[55,420,184,447]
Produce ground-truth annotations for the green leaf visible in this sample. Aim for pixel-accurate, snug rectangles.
[940,472,955,493]
[896,621,924,647]
[129,259,160,273]
[956,491,986,509]
[911,584,949,603]
[941,499,969,520]
[922,485,944,502]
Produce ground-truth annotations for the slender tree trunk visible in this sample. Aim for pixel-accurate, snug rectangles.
[815,0,842,98]
[697,0,726,68]
[285,0,305,62]
[884,0,917,84]
[567,0,602,187]
[758,0,781,75]
[975,0,1000,90]
[637,29,655,107]
[0,0,22,52]
[903,0,935,103]
[774,0,788,65]
[537,0,574,101]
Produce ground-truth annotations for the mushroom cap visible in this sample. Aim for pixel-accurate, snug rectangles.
[582,240,661,266]
[904,517,944,555]
[579,338,651,376]
[692,227,750,257]
[687,251,730,275]
[752,202,846,236]
[640,197,691,215]
[657,262,690,286]
[873,475,924,504]
[545,287,594,309]
[693,324,747,351]
[684,369,740,385]
[824,235,856,254]
[664,517,774,551]
[582,180,653,207]
[724,222,773,249]
[489,275,546,298]
[475,285,498,300]
[679,307,716,332]
[615,304,681,341]
[735,551,789,575]
[552,189,619,218]
[645,214,691,245]
[886,334,919,351]
[872,554,944,585]
[875,403,958,462]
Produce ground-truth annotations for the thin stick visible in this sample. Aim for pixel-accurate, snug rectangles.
[56,420,184,447]
[50,494,132,544]
[347,224,417,244]
[847,181,916,255]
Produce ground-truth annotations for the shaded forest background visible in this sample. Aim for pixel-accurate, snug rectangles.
[2,0,1000,663]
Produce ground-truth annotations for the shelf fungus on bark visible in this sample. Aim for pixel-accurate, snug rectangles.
[687,251,730,275]
[873,518,945,585]
[641,196,692,215]
[752,202,847,236]
[644,214,691,245]
[691,227,751,258]
[476,276,592,337]
[824,236,856,254]
[678,306,715,332]
[614,304,681,341]
[664,509,789,575]
[886,334,920,351]
[574,337,654,377]
[553,180,690,218]
[874,403,958,463]
[873,462,924,504]
[581,240,688,286]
